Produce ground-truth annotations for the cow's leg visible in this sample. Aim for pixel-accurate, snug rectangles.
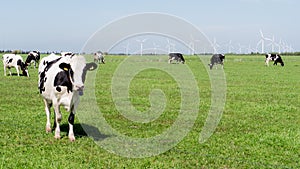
[4,66,6,76]
[53,101,62,139]
[265,59,269,66]
[16,66,20,76]
[68,111,75,142]
[44,99,52,133]
[8,67,12,76]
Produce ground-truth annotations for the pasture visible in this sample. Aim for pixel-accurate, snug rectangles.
[0,54,299,168]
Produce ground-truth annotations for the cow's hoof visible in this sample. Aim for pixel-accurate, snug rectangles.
[69,136,75,142]
[54,135,61,139]
[46,127,52,133]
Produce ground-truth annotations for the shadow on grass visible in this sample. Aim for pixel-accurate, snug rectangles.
[60,123,110,141]
[5,73,28,76]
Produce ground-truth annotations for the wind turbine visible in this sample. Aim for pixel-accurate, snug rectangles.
[123,42,130,55]
[153,42,159,55]
[136,39,147,56]
[237,43,243,54]
[166,38,171,54]
[267,35,276,53]
[289,45,294,53]
[280,40,288,53]
[189,35,195,55]
[211,37,220,54]
[286,44,293,53]
[227,40,234,53]
[246,44,254,54]
[189,34,200,55]
[188,42,195,55]
[256,29,271,54]
[276,39,283,54]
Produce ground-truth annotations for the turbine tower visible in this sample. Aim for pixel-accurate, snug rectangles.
[227,40,234,53]
[276,39,283,54]
[237,43,243,54]
[267,35,276,53]
[256,29,271,54]
[211,37,220,54]
[153,42,159,55]
[188,42,195,55]
[246,44,254,54]
[123,43,130,56]
[189,34,200,55]
[136,39,147,56]
[166,38,171,54]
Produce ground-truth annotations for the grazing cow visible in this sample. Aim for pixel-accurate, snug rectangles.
[38,53,97,141]
[168,53,185,64]
[61,52,75,57]
[265,54,284,66]
[25,51,40,68]
[208,54,225,70]
[94,52,105,64]
[3,54,29,77]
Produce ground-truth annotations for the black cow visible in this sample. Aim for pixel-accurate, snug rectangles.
[25,51,40,68]
[265,54,284,66]
[168,53,185,64]
[208,54,225,70]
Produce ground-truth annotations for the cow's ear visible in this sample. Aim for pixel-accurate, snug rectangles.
[59,63,71,71]
[85,62,98,71]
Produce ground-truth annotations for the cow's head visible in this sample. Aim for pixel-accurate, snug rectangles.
[59,55,97,95]
[180,58,185,64]
[25,54,35,66]
[17,59,29,77]
[220,54,225,61]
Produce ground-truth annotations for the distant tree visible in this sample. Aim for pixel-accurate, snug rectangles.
[12,50,22,54]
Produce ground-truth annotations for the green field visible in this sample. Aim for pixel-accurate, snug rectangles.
[0,54,299,168]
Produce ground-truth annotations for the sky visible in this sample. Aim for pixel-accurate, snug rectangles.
[0,0,299,54]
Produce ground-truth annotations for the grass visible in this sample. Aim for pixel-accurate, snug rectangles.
[0,54,299,168]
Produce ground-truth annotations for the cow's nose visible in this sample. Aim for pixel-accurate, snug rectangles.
[75,84,84,96]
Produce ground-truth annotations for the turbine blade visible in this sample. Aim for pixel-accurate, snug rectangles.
[260,29,264,37]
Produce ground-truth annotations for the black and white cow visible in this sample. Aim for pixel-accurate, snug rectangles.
[94,52,105,64]
[38,53,97,141]
[25,51,40,68]
[208,54,225,70]
[265,54,284,66]
[168,53,185,64]
[3,54,29,77]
